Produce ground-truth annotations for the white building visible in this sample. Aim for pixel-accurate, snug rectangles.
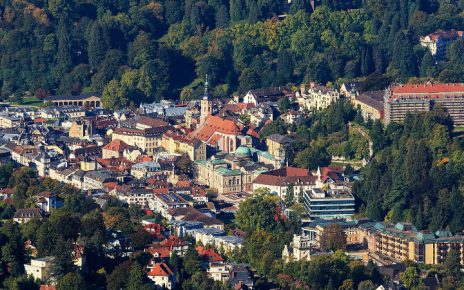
[24,257,54,281]
[282,234,313,263]
[298,83,340,111]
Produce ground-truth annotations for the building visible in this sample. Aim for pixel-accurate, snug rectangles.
[282,234,312,263]
[298,83,340,111]
[303,188,355,220]
[200,76,213,126]
[24,257,54,281]
[102,139,135,159]
[188,115,240,154]
[161,131,206,161]
[352,91,384,121]
[243,88,285,106]
[13,208,46,224]
[265,134,293,164]
[0,113,21,128]
[131,161,174,180]
[147,263,176,289]
[384,83,464,126]
[43,93,101,108]
[420,29,464,59]
[148,193,190,218]
[253,167,317,201]
[194,149,273,195]
[36,192,63,213]
[141,100,187,117]
[69,119,93,139]
[111,125,170,156]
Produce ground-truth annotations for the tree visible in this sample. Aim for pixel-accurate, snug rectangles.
[183,246,201,277]
[285,185,295,206]
[107,260,132,290]
[400,265,422,290]
[319,223,347,252]
[444,247,462,281]
[88,22,109,70]
[49,239,77,280]
[175,154,192,176]
[278,97,292,113]
[101,80,128,110]
[57,272,88,290]
[358,280,377,290]
[127,263,151,290]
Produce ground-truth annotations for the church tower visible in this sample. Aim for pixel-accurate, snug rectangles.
[200,75,212,125]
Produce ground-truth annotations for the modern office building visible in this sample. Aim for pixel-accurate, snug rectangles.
[303,188,355,220]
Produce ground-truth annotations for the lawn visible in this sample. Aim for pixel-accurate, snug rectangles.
[10,96,43,107]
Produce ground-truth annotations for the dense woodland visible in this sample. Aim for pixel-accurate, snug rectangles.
[2,0,464,108]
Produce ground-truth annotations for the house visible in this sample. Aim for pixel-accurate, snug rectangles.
[161,131,206,161]
[69,119,93,139]
[111,126,170,156]
[298,83,340,111]
[148,193,190,218]
[228,264,254,289]
[0,113,21,128]
[131,161,174,180]
[196,245,224,264]
[253,167,317,201]
[282,234,313,263]
[24,256,54,281]
[82,170,117,190]
[266,134,293,164]
[102,139,136,159]
[13,208,46,224]
[243,88,285,106]
[36,192,63,213]
[168,207,224,230]
[420,29,464,59]
[147,262,176,289]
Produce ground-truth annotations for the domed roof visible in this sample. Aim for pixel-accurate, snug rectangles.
[235,146,252,157]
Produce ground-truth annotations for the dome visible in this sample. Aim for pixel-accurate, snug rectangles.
[235,146,252,157]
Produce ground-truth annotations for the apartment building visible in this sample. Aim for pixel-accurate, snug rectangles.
[384,83,464,126]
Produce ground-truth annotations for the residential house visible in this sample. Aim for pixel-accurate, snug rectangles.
[102,139,136,159]
[243,88,285,106]
[147,262,176,289]
[298,83,340,111]
[13,208,46,224]
[253,167,317,201]
[420,29,464,59]
[161,131,206,161]
[24,257,54,281]
[266,134,293,164]
[36,192,63,213]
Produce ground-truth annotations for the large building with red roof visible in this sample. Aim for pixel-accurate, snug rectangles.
[384,83,464,126]
[188,115,241,153]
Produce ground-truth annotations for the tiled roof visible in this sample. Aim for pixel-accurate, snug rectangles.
[189,115,240,142]
[147,263,174,277]
[102,139,133,152]
[390,83,464,99]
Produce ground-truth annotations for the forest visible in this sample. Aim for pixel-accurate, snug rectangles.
[2,0,464,109]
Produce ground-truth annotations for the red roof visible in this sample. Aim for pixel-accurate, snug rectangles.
[147,263,174,277]
[189,115,240,142]
[196,246,224,262]
[102,139,133,152]
[40,285,56,290]
[34,117,46,123]
[390,83,464,100]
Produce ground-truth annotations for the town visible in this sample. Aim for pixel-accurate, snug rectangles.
[1,70,464,289]
[2,0,464,289]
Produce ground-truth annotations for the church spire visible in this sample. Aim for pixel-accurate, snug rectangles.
[203,74,209,100]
